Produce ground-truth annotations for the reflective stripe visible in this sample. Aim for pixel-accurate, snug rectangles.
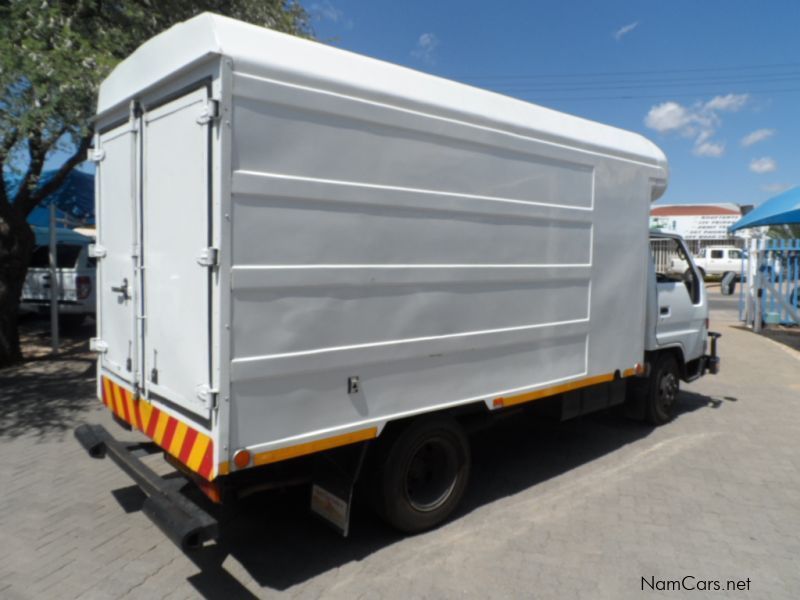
[492,369,635,408]
[251,427,378,468]
[98,376,217,481]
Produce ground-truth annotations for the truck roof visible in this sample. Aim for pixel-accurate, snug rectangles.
[97,13,668,184]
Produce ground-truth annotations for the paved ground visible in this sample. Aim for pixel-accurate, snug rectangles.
[1,291,799,599]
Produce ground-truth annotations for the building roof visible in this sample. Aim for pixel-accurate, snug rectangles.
[98,13,668,185]
[650,204,740,216]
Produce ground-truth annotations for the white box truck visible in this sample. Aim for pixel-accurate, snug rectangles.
[76,13,720,549]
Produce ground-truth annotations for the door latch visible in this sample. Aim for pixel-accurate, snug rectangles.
[111,278,130,300]
[348,376,361,395]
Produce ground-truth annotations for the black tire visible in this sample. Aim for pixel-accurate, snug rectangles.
[371,417,470,533]
[646,354,680,425]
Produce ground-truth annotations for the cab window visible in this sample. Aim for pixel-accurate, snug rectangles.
[710,249,724,259]
[728,249,742,259]
[650,237,701,304]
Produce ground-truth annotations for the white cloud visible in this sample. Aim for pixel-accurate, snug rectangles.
[412,33,440,64]
[695,129,715,145]
[749,157,777,174]
[644,94,750,158]
[644,102,692,133]
[613,21,639,41]
[762,182,793,194]
[310,1,353,28]
[693,141,726,157]
[704,93,749,112]
[741,128,775,147]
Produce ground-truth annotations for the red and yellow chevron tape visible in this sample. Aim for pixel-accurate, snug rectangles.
[100,376,215,481]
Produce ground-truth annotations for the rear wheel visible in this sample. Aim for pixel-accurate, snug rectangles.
[646,354,680,425]
[370,417,470,533]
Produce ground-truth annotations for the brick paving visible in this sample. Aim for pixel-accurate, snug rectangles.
[1,297,798,599]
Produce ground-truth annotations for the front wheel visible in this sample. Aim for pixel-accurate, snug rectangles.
[370,417,470,533]
[646,354,680,425]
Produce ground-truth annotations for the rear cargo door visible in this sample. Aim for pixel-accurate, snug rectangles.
[141,87,213,417]
[96,123,138,381]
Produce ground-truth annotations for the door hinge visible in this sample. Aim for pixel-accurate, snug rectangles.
[196,384,218,409]
[89,148,106,163]
[89,338,108,353]
[196,247,219,267]
[88,244,107,259]
[196,99,220,125]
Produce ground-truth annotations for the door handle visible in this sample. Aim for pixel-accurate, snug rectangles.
[111,278,130,300]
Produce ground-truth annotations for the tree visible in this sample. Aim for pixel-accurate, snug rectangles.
[0,1,311,366]
[767,224,800,240]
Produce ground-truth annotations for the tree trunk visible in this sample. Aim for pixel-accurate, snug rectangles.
[0,205,35,367]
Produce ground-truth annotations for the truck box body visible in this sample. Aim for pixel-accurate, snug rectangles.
[92,14,668,484]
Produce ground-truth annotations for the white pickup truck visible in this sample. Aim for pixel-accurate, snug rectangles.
[671,245,744,279]
[20,226,96,327]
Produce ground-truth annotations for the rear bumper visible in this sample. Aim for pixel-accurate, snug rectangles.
[74,423,218,551]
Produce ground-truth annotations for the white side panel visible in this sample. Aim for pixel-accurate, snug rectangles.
[97,123,137,381]
[225,73,645,453]
[141,88,211,416]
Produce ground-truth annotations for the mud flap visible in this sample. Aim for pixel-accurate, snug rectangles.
[309,442,369,537]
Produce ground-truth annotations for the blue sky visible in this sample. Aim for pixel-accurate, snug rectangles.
[306,0,800,207]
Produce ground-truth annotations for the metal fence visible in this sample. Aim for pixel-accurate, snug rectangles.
[684,238,746,255]
[650,238,678,273]
[739,238,800,327]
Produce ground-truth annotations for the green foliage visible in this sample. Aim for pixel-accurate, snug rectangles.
[0,0,311,210]
[0,0,311,365]
[767,224,800,239]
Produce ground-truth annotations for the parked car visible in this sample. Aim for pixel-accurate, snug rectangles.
[671,245,744,279]
[20,226,96,328]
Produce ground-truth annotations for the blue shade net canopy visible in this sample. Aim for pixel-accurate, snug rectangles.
[730,186,800,231]
[4,169,94,228]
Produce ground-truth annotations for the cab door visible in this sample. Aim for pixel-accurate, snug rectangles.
[651,237,707,362]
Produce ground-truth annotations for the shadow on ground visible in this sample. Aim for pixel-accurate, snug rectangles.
[0,316,95,438]
[113,389,731,598]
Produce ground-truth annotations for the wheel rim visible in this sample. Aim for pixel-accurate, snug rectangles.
[403,436,459,512]
[657,371,679,415]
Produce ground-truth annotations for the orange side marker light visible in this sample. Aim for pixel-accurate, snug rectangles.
[233,449,251,469]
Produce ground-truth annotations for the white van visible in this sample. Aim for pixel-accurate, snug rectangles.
[20,226,96,327]
[76,13,720,549]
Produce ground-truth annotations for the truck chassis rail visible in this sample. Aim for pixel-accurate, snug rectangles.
[74,424,218,551]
